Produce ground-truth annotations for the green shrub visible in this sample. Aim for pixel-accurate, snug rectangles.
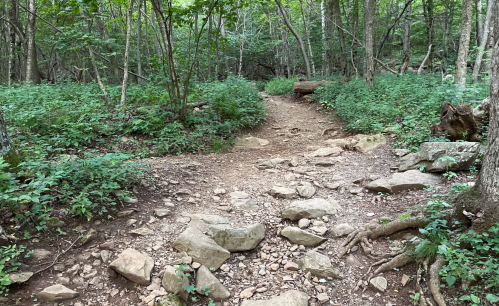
[0,245,32,295]
[265,77,297,95]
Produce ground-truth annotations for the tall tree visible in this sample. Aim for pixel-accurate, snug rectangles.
[25,0,40,84]
[275,0,311,79]
[332,0,348,82]
[364,0,375,86]
[472,0,495,83]
[400,1,412,75]
[299,0,315,75]
[455,0,474,86]
[0,110,19,168]
[137,0,142,83]
[120,0,136,105]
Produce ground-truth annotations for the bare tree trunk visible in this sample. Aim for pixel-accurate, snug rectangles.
[422,0,435,71]
[280,19,291,77]
[472,0,494,83]
[237,7,246,76]
[333,0,348,82]
[351,0,359,78]
[25,0,40,84]
[208,14,213,79]
[299,0,315,75]
[120,0,135,105]
[321,0,326,75]
[143,0,151,70]
[400,2,412,75]
[220,17,229,75]
[325,0,335,75]
[455,0,474,86]
[137,0,142,83]
[476,0,483,46]
[442,1,455,72]
[0,110,19,168]
[364,0,375,86]
[151,6,161,58]
[275,0,311,79]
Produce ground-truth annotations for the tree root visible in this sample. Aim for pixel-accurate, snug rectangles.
[429,255,447,306]
[338,215,428,258]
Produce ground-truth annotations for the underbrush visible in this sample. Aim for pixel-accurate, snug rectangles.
[315,74,489,150]
[264,77,297,95]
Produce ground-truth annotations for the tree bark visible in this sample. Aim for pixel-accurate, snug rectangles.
[333,0,348,82]
[442,1,455,72]
[351,0,359,78]
[299,0,315,75]
[472,0,494,83]
[120,0,135,105]
[151,5,161,58]
[400,2,412,75]
[476,0,483,46]
[364,0,375,86]
[137,0,142,83]
[275,0,311,79]
[422,0,435,71]
[0,111,19,169]
[455,0,474,86]
[25,0,40,84]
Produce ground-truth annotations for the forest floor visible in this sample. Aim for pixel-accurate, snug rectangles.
[6,93,470,306]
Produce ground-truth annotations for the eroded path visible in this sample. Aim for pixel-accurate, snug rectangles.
[9,94,436,306]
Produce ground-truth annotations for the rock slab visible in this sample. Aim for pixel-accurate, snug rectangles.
[109,248,154,285]
[281,227,327,247]
[211,223,265,252]
[299,250,343,279]
[196,265,230,300]
[162,265,190,301]
[240,290,308,306]
[37,284,79,302]
[173,227,230,270]
[282,198,341,221]
[366,170,443,193]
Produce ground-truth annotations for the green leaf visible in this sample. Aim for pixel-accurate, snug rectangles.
[446,275,456,287]
[486,294,499,303]
[471,294,480,303]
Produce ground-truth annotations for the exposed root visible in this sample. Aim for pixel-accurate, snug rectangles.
[338,215,428,257]
[429,255,447,306]
[374,251,414,274]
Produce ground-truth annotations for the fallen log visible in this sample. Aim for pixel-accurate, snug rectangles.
[430,102,479,141]
[293,80,334,94]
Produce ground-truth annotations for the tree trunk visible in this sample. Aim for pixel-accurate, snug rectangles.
[275,0,311,79]
[442,1,455,72]
[422,0,435,71]
[321,0,326,75]
[476,0,483,46]
[364,0,375,86]
[333,0,348,82]
[351,0,359,78]
[151,6,161,58]
[455,0,474,86]
[299,0,315,75]
[208,14,213,79]
[0,111,19,169]
[472,0,494,83]
[430,102,478,141]
[457,8,499,232]
[25,0,40,84]
[294,80,331,94]
[137,0,142,83]
[120,0,135,105]
[96,4,120,83]
[400,2,412,75]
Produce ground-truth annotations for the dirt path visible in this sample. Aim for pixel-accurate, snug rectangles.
[9,94,436,306]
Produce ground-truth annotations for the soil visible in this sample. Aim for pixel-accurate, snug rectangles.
[3,93,474,306]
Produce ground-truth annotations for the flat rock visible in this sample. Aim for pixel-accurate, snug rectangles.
[29,248,52,262]
[255,158,288,170]
[281,227,327,247]
[307,147,343,157]
[370,276,388,292]
[129,227,154,236]
[298,219,311,229]
[331,223,355,237]
[196,265,230,301]
[109,248,154,285]
[240,290,308,306]
[366,170,443,193]
[353,134,387,153]
[230,191,250,199]
[240,287,256,299]
[299,250,343,279]
[154,208,172,217]
[234,136,269,149]
[162,265,190,301]
[81,228,98,245]
[325,138,350,148]
[231,198,259,211]
[8,271,33,283]
[399,142,481,172]
[281,198,341,221]
[37,284,79,302]
[173,227,230,270]
[185,213,231,231]
[211,223,265,252]
[269,186,296,199]
[156,295,186,306]
[296,182,316,198]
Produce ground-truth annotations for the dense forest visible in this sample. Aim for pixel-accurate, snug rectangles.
[0,0,499,305]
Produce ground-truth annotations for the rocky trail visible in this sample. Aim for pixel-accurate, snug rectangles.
[4,94,479,306]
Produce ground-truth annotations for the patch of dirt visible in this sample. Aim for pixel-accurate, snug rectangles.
[4,93,474,306]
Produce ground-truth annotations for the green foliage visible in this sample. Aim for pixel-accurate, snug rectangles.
[0,245,32,295]
[265,77,297,95]
[316,74,489,150]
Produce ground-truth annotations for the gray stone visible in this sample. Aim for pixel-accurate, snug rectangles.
[346,255,363,267]
[269,186,296,199]
[129,227,154,236]
[353,134,387,153]
[255,158,288,170]
[240,290,308,306]
[173,227,230,270]
[231,198,259,211]
[100,250,110,264]
[81,229,98,245]
[0,226,8,246]
[29,249,52,262]
[186,214,231,232]
[162,265,189,301]
[230,191,250,199]
[473,97,490,118]
[399,142,481,172]
[195,265,230,301]
[307,147,343,157]
[366,170,443,193]
[282,198,341,221]
[156,295,186,306]
[109,248,154,285]
[154,208,172,217]
[370,276,388,292]
[296,182,316,198]
[211,223,265,252]
[331,223,355,237]
[8,271,33,283]
[393,149,410,157]
[234,136,269,149]
[325,139,349,148]
[298,219,311,229]
[299,250,343,279]
[281,227,327,247]
[37,284,79,302]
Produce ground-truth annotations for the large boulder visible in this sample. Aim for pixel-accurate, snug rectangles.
[399,142,481,172]
[36,284,79,302]
[281,198,341,221]
[211,223,265,252]
[366,170,443,193]
[281,227,327,247]
[195,265,230,301]
[240,290,308,306]
[109,248,154,285]
[173,227,230,270]
[299,250,343,279]
[162,265,190,301]
[353,134,387,153]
